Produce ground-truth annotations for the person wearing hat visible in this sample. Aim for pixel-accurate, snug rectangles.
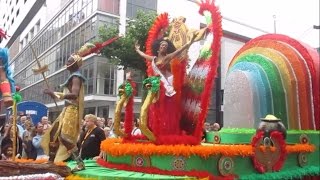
[257,114,287,139]
[41,53,86,172]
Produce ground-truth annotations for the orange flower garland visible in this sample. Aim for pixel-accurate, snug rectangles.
[286,144,316,153]
[11,158,67,166]
[101,138,316,159]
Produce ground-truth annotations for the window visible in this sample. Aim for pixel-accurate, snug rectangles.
[35,20,40,34]
[19,41,23,51]
[16,0,19,4]
[98,106,109,119]
[29,28,34,39]
[84,107,96,116]
[24,0,26,3]
[11,18,14,24]
[98,0,120,15]
[127,0,157,18]
[24,34,28,46]
[16,9,19,16]
[103,63,116,95]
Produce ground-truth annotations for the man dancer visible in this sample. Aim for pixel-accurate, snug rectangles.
[41,54,86,172]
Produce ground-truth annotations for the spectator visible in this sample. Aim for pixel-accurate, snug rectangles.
[103,127,111,138]
[1,144,14,160]
[78,114,105,160]
[204,122,210,132]
[32,123,48,160]
[0,123,9,156]
[1,125,23,159]
[20,116,27,129]
[40,116,51,132]
[210,123,220,131]
[106,118,113,128]
[96,117,104,129]
[131,118,141,136]
[22,130,37,160]
[101,118,106,126]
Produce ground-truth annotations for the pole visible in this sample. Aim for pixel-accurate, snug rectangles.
[29,43,59,109]
[12,100,17,160]
[273,15,277,34]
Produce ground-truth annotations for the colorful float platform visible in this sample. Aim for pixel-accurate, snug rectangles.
[68,0,319,179]
[2,0,319,179]
[66,128,319,180]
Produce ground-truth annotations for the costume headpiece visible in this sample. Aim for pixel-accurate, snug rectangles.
[65,36,120,68]
[65,54,83,68]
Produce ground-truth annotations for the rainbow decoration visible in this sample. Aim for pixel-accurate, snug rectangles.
[224,34,319,130]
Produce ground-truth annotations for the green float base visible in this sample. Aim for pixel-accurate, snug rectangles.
[69,129,319,180]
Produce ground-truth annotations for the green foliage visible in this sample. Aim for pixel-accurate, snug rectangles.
[13,92,23,103]
[98,11,157,74]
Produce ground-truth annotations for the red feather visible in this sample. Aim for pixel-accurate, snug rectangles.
[124,79,136,140]
[79,36,120,57]
[0,28,10,39]
[145,13,169,76]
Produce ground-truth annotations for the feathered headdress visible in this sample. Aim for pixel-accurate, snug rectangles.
[77,36,120,57]
[65,36,120,68]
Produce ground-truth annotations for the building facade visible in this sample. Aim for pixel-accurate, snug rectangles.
[1,0,268,126]
[1,0,157,121]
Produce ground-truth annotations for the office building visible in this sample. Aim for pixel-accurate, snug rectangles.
[1,0,266,125]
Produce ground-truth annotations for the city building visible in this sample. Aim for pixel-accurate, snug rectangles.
[0,0,157,121]
[1,0,269,126]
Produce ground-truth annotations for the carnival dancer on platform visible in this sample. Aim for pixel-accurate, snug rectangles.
[41,35,119,171]
[41,54,86,172]
[134,33,197,136]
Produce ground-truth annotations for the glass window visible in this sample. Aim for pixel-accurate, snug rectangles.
[98,106,109,119]
[98,0,119,15]
[126,0,157,18]
[84,107,96,116]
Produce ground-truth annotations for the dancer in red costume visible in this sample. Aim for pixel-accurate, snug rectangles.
[135,34,196,135]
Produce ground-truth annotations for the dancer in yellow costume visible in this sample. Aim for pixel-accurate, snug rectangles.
[41,54,85,172]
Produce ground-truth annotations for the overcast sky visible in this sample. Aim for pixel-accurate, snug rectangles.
[216,0,319,48]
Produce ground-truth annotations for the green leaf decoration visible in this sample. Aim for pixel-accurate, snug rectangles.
[13,92,22,103]
[118,82,133,97]
[124,82,133,97]
[143,76,160,93]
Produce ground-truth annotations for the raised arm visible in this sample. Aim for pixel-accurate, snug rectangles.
[165,32,197,60]
[135,42,154,61]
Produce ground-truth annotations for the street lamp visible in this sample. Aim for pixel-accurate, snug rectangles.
[273,15,277,33]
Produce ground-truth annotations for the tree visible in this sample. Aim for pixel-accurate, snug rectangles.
[98,11,157,74]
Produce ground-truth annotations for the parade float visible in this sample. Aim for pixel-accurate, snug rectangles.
[1,0,319,179]
[68,0,319,179]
